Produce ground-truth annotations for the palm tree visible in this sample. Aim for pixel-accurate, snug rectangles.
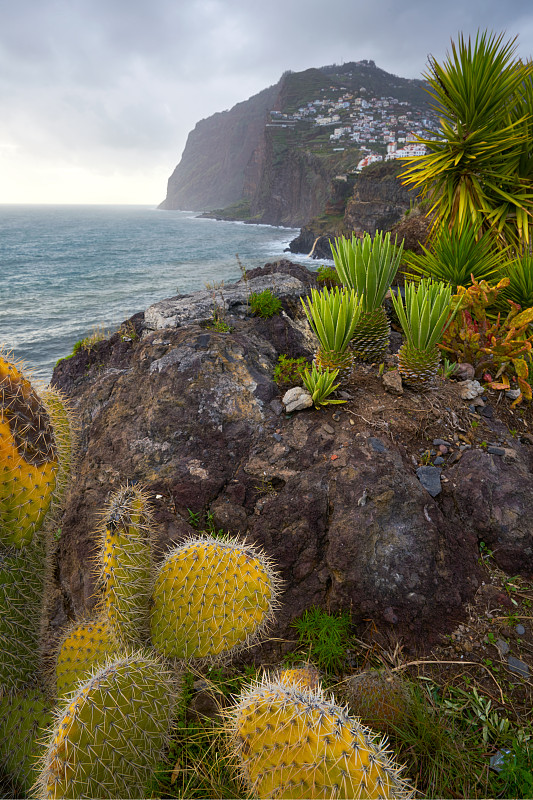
[401,31,533,250]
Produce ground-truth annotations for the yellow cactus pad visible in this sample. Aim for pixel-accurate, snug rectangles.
[150,534,281,662]
[278,665,321,691]
[55,617,119,698]
[228,676,414,800]
[38,652,176,800]
[96,485,153,645]
[0,355,59,547]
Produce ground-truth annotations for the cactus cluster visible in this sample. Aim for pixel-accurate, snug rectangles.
[227,672,414,799]
[0,351,287,799]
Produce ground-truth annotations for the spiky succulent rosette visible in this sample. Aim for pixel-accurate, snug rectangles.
[332,231,403,364]
[36,651,176,800]
[0,684,53,795]
[227,674,414,800]
[95,485,154,646]
[301,286,363,375]
[397,342,442,390]
[150,533,282,663]
[349,306,391,363]
[391,280,453,390]
[55,616,119,699]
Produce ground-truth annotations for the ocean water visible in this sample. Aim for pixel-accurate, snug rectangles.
[0,205,309,383]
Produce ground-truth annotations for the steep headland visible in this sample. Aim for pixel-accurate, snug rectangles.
[159,61,436,227]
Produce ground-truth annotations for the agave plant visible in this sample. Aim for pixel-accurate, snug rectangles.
[301,363,346,408]
[403,222,505,291]
[391,280,453,389]
[301,286,363,372]
[331,231,403,361]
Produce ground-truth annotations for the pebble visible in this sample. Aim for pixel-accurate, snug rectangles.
[282,387,313,413]
[496,638,510,655]
[506,389,521,400]
[438,444,448,454]
[433,456,445,465]
[480,405,493,418]
[460,379,485,400]
[516,624,526,635]
[322,424,335,435]
[433,439,451,447]
[416,466,442,497]
[368,437,386,453]
[507,655,530,679]
[332,412,341,421]
[487,446,506,456]
[272,433,282,442]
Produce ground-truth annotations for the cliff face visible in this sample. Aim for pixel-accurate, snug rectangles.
[244,128,348,227]
[343,160,418,236]
[159,83,279,211]
[159,61,433,225]
[289,161,418,256]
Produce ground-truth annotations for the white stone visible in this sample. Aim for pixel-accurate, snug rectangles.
[459,379,485,400]
[282,386,313,413]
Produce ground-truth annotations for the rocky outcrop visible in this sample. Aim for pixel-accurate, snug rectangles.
[50,261,533,662]
[290,161,420,257]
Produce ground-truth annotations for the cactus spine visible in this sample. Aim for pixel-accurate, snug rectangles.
[151,533,281,662]
[228,674,413,800]
[0,355,73,548]
[0,685,53,795]
[55,617,119,699]
[96,485,154,645]
[38,652,176,800]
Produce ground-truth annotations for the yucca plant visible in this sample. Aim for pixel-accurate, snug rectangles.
[331,231,403,361]
[501,252,533,310]
[391,280,453,389]
[403,222,506,291]
[401,31,533,249]
[301,363,346,409]
[301,286,363,372]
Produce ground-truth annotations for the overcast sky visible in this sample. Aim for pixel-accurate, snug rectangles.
[1,0,533,205]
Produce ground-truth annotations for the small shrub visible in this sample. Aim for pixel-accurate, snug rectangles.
[290,607,352,674]
[273,355,308,386]
[249,290,282,318]
[316,265,341,288]
[497,739,533,799]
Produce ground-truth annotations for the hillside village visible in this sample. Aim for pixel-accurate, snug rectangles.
[268,81,440,171]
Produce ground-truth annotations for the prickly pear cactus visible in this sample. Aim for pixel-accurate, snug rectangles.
[278,664,321,691]
[55,617,119,699]
[38,652,176,800]
[345,668,411,736]
[0,536,46,691]
[150,534,281,662]
[227,675,414,799]
[0,355,62,547]
[96,485,154,645]
[0,684,53,796]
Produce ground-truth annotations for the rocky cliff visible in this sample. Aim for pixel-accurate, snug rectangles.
[49,261,533,664]
[159,62,433,227]
[289,160,419,257]
[159,83,279,211]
